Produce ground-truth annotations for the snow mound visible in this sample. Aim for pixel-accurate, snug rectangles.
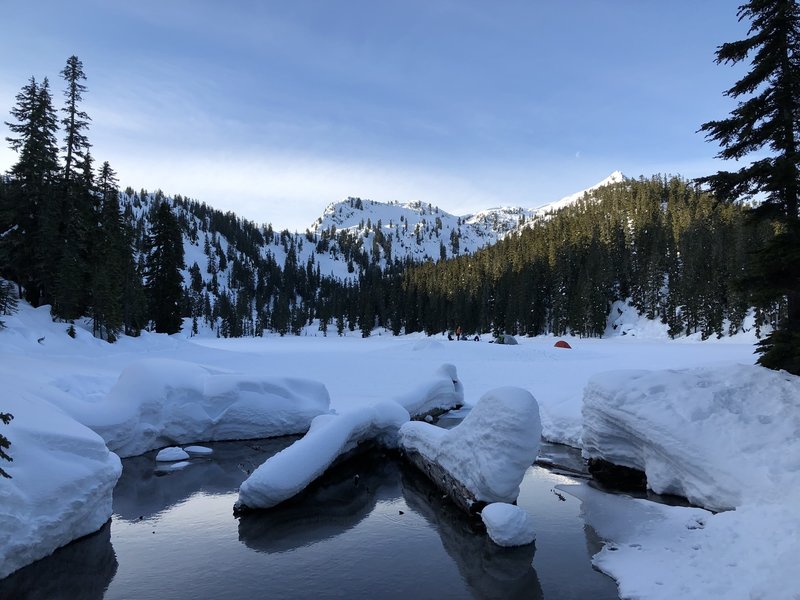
[184,445,213,455]
[67,358,331,457]
[155,447,190,462]
[393,363,463,417]
[411,339,444,351]
[481,503,536,547]
[562,483,800,600]
[400,387,542,504]
[0,394,122,579]
[236,401,410,510]
[582,365,800,510]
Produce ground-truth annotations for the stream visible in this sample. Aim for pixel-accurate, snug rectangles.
[1,438,620,599]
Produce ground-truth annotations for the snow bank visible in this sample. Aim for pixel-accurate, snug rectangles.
[480,503,536,547]
[236,401,410,510]
[582,365,800,510]
[392,363,463,417]
[562,483,800,600]
[400,387,541,505]
[56,358,331,457]
[0,394,122,579]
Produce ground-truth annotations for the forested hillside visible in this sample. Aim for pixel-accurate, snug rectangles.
[401,176,781,340]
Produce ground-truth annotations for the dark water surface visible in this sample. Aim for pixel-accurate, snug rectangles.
[1,439,619,600]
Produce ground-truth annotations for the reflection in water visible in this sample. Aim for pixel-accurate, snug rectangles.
[238,450,391,553]
[401,464,544,600]
[239,448,544,600]
[2,438,619,599]
[113,437,297,521]
[0,521,117,600]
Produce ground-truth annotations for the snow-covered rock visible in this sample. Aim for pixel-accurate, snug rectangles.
[184,445,213,455]
[399,387,542,506]
[236,401,410,510]
[393,363,463,418]
[155,447,190,462]
[480,503,536,547]
[0,394,122,579]
[582,365,800,511]
[57,358,331,457]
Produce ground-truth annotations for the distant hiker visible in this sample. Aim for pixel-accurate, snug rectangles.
[455,326,462,340]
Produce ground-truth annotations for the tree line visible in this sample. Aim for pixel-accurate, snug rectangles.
[0,56,185,341]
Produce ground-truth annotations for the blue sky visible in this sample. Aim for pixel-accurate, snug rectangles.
[1,1,748,231]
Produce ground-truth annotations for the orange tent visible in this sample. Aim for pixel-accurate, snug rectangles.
[554,340,571,349]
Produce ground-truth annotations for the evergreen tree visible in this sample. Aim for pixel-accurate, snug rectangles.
[699,0,800,373]
[0,412,12,479]
[90,161,126,340]
[144,201,185,333]
[60,56,91,184]
[2,77,60,305]
[0,280,18,329]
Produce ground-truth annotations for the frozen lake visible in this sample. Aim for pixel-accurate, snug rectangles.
[0,438,618,599]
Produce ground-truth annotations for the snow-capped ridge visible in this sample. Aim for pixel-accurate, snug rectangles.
[531,170,626,216]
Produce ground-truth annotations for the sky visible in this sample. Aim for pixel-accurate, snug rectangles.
[1,1,750,231]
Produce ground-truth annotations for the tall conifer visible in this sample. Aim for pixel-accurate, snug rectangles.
[144,201,185,333]
[699,0,800,373]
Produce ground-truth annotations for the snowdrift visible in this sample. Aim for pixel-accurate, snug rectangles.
[57,358,331,457]
[0,394,122,579]
[582,365,800,510]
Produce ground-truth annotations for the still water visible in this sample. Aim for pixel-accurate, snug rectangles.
[1,438,619,599]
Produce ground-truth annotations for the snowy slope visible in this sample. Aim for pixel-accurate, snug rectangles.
[530,171,624,215]
[119,172,625,290]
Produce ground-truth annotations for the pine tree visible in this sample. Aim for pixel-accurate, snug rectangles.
[90,161,126,340]
[699,0,800,373]
[2,77,60,305]
[60,56,91,184]
[0,412,12,479]
[144,201,185,333]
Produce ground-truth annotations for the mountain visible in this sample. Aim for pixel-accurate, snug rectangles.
[305,171,626,270]
[114,172,626,337]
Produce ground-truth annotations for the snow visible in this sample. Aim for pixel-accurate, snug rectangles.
[399,387,542,505]
[2,297,789,597]
[578,364,800,599]
[582,364,800,511]
[56,358,332,458]
[184,445,213,455]
[560,483,800,600]
[236,401,410,510]
[235,363,461,509]
[0,393,122,579]
[392,363,463,417]
[155,447,190,462]
[480,503,536,547]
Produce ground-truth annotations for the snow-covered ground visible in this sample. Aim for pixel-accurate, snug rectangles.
[3,299,797,599]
